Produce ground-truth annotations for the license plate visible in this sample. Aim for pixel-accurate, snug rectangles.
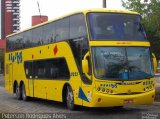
[124,99,133,104]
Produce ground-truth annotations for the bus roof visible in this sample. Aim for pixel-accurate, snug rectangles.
[7,8,139,38]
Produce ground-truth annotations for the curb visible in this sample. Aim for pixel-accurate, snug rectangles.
[153,102,160,106]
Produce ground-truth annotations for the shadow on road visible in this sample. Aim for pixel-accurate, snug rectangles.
[11,95,148,114]
[0,74,157,119]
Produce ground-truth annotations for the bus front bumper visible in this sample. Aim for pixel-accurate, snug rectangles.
[90,90,155,107]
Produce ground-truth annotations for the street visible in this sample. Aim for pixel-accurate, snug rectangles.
[0,75,160,119]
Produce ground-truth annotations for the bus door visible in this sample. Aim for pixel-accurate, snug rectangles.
[81,51,93,106]
[33,61,47,99]
[9,63,13,92]
[28,77,34,97]
[25,61,34,97]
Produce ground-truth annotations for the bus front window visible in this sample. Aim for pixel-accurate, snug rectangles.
[88,13,147,41]
[92,47,154,80]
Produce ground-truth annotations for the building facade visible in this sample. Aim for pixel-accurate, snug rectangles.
[0,0,20,73]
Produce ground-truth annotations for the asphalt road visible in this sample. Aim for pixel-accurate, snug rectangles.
[0,74,4,87]
[0,74,160,119]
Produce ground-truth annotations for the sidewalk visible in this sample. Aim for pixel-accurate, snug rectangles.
[154,102,160,106]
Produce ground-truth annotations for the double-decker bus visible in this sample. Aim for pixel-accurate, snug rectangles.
[5,9,156,110]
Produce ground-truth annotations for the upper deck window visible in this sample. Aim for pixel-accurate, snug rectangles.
[6,13,88,52]
[87,13,147,41]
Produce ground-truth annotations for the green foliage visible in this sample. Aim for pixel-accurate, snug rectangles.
[122,0,160,59]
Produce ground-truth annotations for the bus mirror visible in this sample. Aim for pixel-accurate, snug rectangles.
[152,53,157,74]
[82,52,91,80]
[82,59,89,74]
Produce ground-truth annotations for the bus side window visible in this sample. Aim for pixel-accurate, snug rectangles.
[70,14,87,39]
[42,23,56,44]
[50,59,70,79]
[32,27,43,46]
[23,31,32,48]
[24,58,70,80]
[45,60,59,79]
[50,66,59,78]
[55,18,69,41]
[69,14,89,75]
[78,26,86,37]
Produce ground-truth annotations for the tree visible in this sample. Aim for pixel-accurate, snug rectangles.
[122,0,160,59]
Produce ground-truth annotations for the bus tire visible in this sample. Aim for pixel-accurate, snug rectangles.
[22,84,29,101]
[66,86,75,110]
[15,84,22,100]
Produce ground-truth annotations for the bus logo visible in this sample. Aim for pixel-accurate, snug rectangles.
[9,51,22,64]
[53,45,58,55]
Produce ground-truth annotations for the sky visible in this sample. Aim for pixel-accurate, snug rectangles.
[20,0,125,30]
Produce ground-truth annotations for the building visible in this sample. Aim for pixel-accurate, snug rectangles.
[0,0,20,73]
[32,15,48,26]
[0,0,48,73]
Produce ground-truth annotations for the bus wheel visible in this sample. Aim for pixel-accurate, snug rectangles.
[22,84,29,101]
[15,84,22,100]
[66,86,75,110]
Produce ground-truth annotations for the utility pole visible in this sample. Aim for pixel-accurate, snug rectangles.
[37,1,42,22]
[103,0,106,8]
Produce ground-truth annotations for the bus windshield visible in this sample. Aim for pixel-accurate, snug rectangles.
[87,13,147,41]
[92,47,154,80]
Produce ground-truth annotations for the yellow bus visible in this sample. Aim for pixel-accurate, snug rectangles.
[5,9,155,110]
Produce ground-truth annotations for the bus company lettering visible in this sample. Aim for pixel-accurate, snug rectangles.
[116,82,141,85]
[100,84,117,88]
[9,51,22,64]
